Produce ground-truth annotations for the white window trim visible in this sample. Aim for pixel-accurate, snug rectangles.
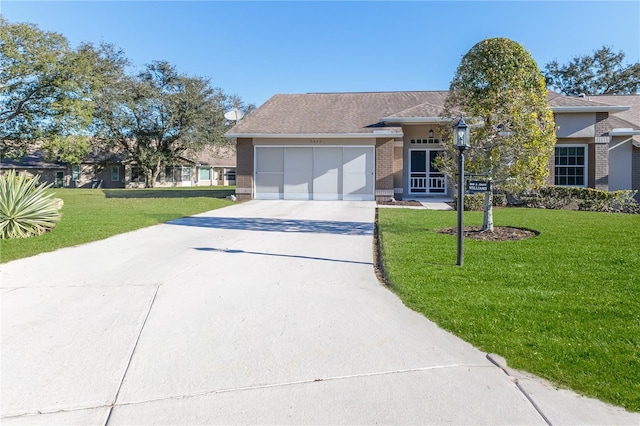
[554,144,588,187]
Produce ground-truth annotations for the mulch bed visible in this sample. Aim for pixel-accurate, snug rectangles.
[436,226,538,241]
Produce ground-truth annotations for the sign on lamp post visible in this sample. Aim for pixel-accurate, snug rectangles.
[453,117,470,266]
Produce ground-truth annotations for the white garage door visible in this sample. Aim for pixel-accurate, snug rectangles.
[255,146,374,201]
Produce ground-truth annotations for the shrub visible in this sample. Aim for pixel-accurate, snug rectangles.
[453,192,507,211]
[0,170,62,239]
[516,186,638,213]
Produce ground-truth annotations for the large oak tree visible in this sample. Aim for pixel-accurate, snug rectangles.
[438,37,556,231]
[94,60,240,187]
[0,18,129,164]
[544,46,640,95]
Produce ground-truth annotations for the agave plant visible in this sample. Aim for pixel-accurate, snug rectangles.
[0,170,62,239]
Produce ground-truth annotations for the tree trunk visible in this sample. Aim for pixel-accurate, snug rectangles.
[482,190,494,232]
[144,168,155,188]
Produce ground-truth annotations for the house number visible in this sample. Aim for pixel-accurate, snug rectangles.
[309,139,322,144]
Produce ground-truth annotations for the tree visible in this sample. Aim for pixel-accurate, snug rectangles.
[94,60,238,187]
[0,19,83,156]
[544,46,640,95]
[438,37,557,231]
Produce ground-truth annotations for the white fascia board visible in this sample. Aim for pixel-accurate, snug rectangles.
[610,128,640,136]
[551,106,629,113]
[226,132,403,139]
[381,117,452,124]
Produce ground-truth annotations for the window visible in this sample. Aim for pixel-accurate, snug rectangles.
[226,170,236,181]
[131,166,145,183]
[164,166,179,182]
[555,146,586,186]
[199,168,210,180]
[181,167,191,182]
[72,165,80,181]
[55,171,64,188]
[410,138,443,144]
[111,166,119,182]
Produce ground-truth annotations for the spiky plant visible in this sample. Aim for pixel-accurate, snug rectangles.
[0,170,62,239]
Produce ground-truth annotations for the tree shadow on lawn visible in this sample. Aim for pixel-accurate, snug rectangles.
[102,189,235,199]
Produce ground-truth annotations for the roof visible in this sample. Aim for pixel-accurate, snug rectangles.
[589,94,640,128]
[0,151,66,169]
[190,146,236,167]
[228,90,634,137]
[227,92,451,136]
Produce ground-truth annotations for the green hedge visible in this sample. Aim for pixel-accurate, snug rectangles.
[517,186,639,213]
[453,187,639,213]
[453,193,507,211]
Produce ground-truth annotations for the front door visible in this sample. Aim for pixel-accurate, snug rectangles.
[55,171,64,188]
[181,166,192,187]
[409,150,446,194]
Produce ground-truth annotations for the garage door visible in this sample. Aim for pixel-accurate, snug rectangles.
[255,146,374,201]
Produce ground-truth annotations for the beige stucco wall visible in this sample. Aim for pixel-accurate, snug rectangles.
[555,113,596,138]
[609,136,634,191]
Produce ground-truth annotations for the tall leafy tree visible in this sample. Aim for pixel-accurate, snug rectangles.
[1,20,81,156]
[438,37,556,231]
[94,60,238,187]
[544,46,640,95]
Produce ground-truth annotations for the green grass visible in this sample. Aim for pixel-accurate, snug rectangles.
[0,187,236,263]
[377,207,640,412]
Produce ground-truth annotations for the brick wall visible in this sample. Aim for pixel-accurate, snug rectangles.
[393,143,403,199]
[375,138,394,201]
[546,152,555,186]
[593,112,609,190]
[633,143,640,201]
[235,138,253,200]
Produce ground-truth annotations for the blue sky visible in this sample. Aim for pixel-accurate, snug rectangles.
[2,1,639,107]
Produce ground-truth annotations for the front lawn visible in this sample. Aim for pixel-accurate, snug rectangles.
[377,207,640,412]
[0,187,235,263]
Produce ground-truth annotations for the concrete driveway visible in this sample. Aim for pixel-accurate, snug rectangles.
[1,200,638,425]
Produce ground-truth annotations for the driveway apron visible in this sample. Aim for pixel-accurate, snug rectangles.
[1,200,638,425]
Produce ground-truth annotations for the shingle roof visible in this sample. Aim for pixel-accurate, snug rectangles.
[228,91,451,135]
[384,92,454,118]
[589,94,640,128]
[546,91,616,108]
[0,151,66,169]
[191,146,236,167]
[228,90,637,136]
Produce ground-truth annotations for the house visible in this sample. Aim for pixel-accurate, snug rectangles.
[0,146,237,189]
[225,91,640,201]
[0,152,68,187]
[193,147,237,187]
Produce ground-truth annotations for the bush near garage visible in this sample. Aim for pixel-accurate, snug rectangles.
[516,186,638,213]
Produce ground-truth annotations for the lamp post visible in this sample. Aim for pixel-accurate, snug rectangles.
[453,117,470,266]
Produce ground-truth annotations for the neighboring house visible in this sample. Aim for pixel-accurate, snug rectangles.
[226,91,640,201]
[0,150,126,189]
[0,152,68,187]
[194,147,237,187]
[0,147,237,189]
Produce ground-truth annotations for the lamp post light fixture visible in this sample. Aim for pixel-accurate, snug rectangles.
[453,117,470,266]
